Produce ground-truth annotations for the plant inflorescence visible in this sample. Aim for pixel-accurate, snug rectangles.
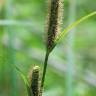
[15,0,96,96]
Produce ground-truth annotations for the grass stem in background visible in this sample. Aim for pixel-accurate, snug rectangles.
[5,0,17,95]
[66,0,76,96]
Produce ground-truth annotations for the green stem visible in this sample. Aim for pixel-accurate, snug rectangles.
[41,52,49,88]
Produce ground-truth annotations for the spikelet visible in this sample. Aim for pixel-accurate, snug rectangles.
[29,66,41,96]
[46,0,63,53]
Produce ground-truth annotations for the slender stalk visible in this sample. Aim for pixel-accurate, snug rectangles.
[41,52,49,89]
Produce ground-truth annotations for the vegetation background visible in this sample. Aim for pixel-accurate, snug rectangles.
[0,0,96,96]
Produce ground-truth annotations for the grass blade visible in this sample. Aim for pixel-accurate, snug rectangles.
[15,66,31,96]
[55,11,96,44]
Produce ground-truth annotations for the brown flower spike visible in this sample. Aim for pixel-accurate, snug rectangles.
[46,0,63,53]
[29,66,40,96]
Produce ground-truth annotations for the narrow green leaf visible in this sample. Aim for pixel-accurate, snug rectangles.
[55,11,96,43]
[15,65,29,86]
[15,65,31,96]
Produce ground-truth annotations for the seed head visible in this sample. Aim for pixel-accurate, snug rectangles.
[46,0,63,53]
[29,66,40,96]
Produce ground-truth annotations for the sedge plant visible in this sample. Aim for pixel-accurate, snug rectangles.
[16,0,96,96]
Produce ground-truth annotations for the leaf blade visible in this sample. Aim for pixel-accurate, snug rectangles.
[55,11,96,43]
[15,65,31,96]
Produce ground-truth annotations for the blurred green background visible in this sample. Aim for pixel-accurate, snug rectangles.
[0,0,96,96]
